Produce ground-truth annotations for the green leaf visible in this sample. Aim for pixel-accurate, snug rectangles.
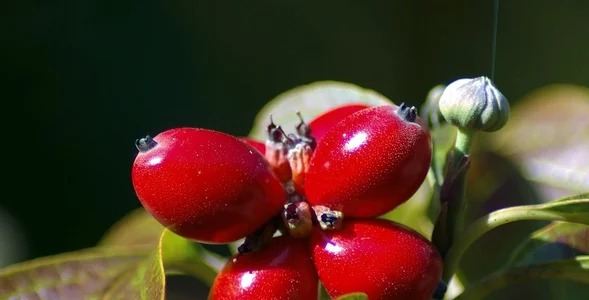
[0,228,222,299]
[98,208,226,273]
[443,193,589,283]
[0,246,151,299]
[105,229,220,299]
[487,84,589,198]
[508,221,589,267]
[159,229,220,284]
[455,256,589,300]
[101,252,163,300]
[98,208,165,248]
[452,150,546,287]
[248,81,394,141]
[553,192,589,203]
[528,193,589,224]
[334,292,369,300]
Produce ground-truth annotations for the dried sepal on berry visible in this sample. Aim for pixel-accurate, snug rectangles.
[235,219,279,260]
[312,205,344,230]
[281,202,313,238]
[264,115,292,182]
[295,111,317,150]
[288,142,314,195]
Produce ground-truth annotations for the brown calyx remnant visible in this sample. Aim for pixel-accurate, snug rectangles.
[295,111,317,150]
[312,205,344,231]
[265,140,292,182]
[288,143,313,195]
[281,202,313,238]
[265,115,292,182]
[234,218,279,262]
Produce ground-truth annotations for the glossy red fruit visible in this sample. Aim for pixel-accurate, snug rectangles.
[240,137,266,155]
[309,104,370,143]
[309,219,442,300]
[132,128,285,243]
[209,235,319,300]
[305,104,432,218]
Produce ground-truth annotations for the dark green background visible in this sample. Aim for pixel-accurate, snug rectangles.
[2,0,588,262]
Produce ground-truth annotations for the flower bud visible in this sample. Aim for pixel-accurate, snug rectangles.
[421,84,446,128]
[439,76,510,132]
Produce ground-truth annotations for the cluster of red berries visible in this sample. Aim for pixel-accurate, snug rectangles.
[132,103,442,299]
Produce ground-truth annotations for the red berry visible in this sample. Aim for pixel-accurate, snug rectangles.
[240,137,266,155]
[309,219,442,300]
[209,235,319,300]
[309,104,370,143]
[132,128,285,243]
[305,104,432,218]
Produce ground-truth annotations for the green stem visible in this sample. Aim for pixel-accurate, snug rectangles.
[450,172,468,241]
[447,128,475,247]
[454,128,475,157]
[442,206,568,282]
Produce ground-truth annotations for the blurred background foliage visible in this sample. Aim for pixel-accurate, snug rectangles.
[1,0,588,270]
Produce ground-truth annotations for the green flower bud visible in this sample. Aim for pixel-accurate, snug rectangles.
[439,76,510,132]
[421,84,446,128]
[427,84,446,104]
